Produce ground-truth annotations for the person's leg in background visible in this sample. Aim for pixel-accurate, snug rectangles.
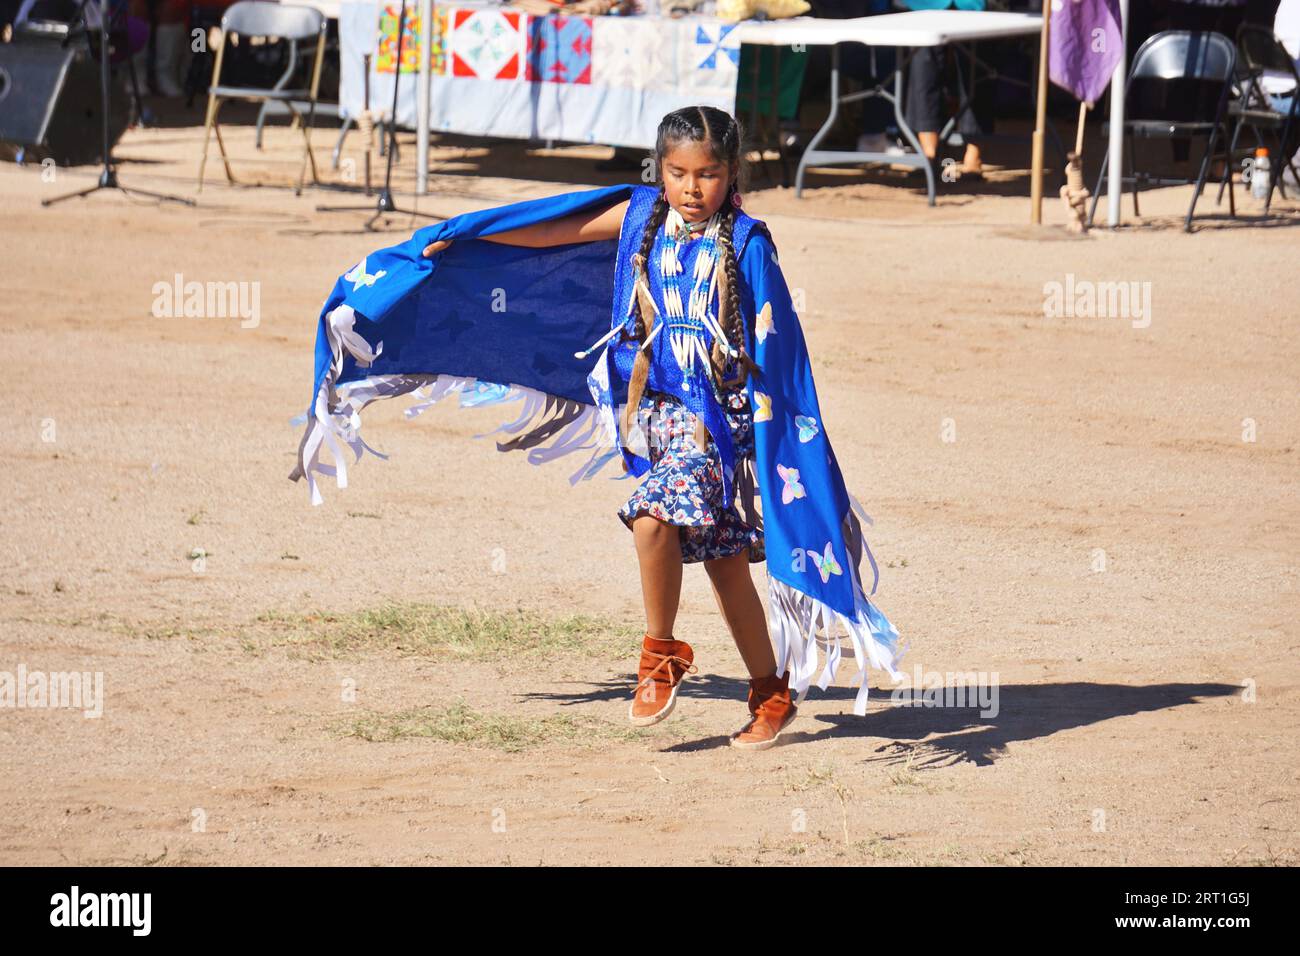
[151,0,189,97]
[951,43,995,175]
[904,44,946,159]
[127,0,153,95]
[0,0,22,36]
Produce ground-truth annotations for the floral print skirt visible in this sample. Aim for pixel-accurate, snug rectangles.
[618,386,765,564]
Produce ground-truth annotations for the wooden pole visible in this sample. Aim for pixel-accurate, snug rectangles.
[1030,6,1052,224]
[1075,101,1088,157]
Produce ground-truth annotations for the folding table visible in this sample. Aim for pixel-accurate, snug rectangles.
[735,9,1044,204]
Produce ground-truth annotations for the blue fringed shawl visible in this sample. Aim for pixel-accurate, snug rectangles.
[290,183,906,714]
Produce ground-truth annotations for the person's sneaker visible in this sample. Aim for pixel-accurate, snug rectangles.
[730,670,797,751]
[629,634,697,726]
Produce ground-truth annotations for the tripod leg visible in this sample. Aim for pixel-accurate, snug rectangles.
[41,183,103,207]
[121,185,197,207]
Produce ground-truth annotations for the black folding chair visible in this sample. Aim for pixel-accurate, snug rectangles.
[1215,23,1300,214]
[1088,31,1237,232]
[198,1,326,196]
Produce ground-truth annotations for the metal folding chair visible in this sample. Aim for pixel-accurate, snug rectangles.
[1088,31,1237,232]
[1215,23,1300,213]
[198,1,326,195]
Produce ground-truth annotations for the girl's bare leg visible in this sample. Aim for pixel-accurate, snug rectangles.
[704,551,777,678]
[918,131,940,160]
[632,514,683,639]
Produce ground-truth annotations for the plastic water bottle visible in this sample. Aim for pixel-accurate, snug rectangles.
[1252,147,1271,201]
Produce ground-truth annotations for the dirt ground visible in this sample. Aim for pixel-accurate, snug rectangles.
[0,113,1296,866]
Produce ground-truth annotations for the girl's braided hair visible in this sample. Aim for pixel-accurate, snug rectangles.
[621,106,761,444]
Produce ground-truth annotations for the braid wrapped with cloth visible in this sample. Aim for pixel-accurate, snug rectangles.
[289,180,906,716]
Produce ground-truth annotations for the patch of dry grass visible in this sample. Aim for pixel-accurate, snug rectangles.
[336,699,643,751]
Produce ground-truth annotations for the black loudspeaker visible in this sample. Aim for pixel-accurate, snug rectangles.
[0,38,128,166]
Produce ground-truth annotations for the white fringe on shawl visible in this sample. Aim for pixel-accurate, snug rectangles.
[289,304,634,506]
[765,490,908,717]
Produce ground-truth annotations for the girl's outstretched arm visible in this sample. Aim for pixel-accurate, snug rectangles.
[422,197,629,257]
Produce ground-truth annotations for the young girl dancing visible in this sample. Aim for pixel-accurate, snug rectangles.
[292,107,906,752]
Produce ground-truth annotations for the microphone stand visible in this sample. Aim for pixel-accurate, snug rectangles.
[316,0,442,230]
[43,0,194,207]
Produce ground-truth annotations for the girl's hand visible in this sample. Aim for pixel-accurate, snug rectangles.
[422,238,453,258]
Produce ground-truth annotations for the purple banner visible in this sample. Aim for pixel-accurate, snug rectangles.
[1049,0,1124,105]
